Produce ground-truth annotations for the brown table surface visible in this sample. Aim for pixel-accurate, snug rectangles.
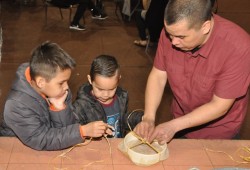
[0,137,250,170]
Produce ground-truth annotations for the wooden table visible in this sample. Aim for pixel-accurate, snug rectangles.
[0,137,250,170]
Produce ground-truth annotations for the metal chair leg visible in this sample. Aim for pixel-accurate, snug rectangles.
[145,35,153,63]
[145,36,150,55]
[69,6,72,25]
[82,16,85,25]
[129,0,140,21]
[45,4,48,25]
[59,8,63,20]
[44,2,82,27]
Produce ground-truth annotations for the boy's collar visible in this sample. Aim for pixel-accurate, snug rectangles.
[25,67,32,83]
[25,67,47,99]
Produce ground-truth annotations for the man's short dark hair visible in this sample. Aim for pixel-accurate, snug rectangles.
[30,41,76,81]
[164,0,212,29]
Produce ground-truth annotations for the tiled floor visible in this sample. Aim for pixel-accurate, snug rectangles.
[0,137,250,170]
[0,0,250,139]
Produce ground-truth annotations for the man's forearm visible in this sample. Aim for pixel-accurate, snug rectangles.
[171,95,235,132]
[144,67,167,122]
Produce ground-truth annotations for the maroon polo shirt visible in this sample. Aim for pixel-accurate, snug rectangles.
[154,14,250,139]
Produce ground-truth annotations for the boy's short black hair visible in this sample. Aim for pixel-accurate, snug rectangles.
[90,55,120,81]
[30,41,76,81]
[164,0,212,29]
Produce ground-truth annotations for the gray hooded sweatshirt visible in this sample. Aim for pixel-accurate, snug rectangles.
[0,63,83,150]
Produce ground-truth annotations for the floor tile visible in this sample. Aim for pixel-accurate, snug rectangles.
[120,67,151,101]
[202,140,250,167]
[6,164,59,170]
[212,165,250,170]
[0,137,14,164]
[60,164,114,170]
[60,139,113,165]
[217,0,250,12]
[9,139,61,164]
[0,164,7,170]
[0,64,19,123]
[163,139,212,166]
[113,164,165,170]
[163,165,214,170]
[109,139,134,165]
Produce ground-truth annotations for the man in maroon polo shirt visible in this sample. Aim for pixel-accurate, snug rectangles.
[134,0,250,143]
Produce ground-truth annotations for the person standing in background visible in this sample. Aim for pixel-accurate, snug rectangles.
[50,0,108,31]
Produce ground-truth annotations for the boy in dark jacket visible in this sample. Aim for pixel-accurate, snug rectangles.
[73,55,143,138]
[0,41,112,150]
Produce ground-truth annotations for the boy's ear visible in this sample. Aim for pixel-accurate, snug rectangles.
[35,76,46,89]
[87,75,92,85]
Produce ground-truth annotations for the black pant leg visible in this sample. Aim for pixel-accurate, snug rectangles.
[135,10,147,40]
[145,0,169,42]
[72,0,91,25]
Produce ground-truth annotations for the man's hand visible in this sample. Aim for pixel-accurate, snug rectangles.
[149,121,177,144]
[133,118,155,141]
[81,121,113,137]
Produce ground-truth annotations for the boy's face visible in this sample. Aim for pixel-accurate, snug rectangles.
[40,69,71,98]
[88,74,120,104]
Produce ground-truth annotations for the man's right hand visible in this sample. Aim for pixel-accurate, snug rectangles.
[133,118,155,141]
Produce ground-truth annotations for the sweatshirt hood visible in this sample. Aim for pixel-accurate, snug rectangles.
[11,63,44,101]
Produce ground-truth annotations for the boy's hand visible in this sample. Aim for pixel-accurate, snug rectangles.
[81,121,112,137]
[105,125,114,136]
[48,90,68,110]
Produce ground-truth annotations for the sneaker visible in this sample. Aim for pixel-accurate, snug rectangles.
[69,24,86,31]
[92,13,108,20]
